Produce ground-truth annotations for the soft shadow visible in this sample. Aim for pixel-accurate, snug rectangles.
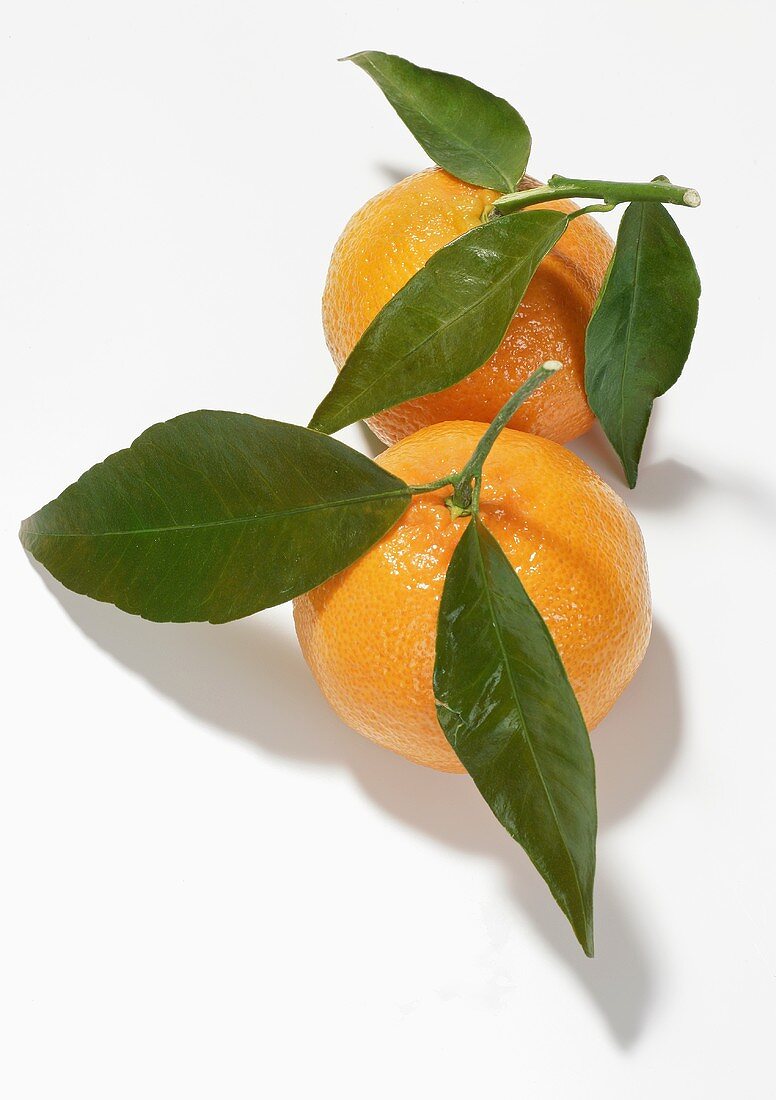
[35,563,682,1046]
[572,440,776,523]
[355,420,388,459]
[35,565,365,768]
[595,622,681,828]
[374,162,416,186]
[569,415,776,523]
[570,430,712,512]
[629,459,709,512]
[510,857,651,1045]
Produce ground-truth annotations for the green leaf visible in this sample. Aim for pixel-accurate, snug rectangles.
[345,51,531,192]
[585,199,701,487]
[434,518,597,955]
[20,412,411,623]
[310,210,567,435]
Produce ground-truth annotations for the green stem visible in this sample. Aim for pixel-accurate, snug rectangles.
[406,475,455,495]
[492,175,701,217]
[448,361,562,515]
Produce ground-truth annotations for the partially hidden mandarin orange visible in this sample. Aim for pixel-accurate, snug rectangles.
[293,421,651,772]
[322,168,613,446]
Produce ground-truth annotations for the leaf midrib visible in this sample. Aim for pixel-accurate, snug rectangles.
[22,485,409,540]
[471,521,587,925]
[616,205,647,456]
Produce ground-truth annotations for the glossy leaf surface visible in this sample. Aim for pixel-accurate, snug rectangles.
[434,518,597,955]
[345,51,531,192]
[310,210,567,435]
[21,412,411,623]
[585,199,701,487]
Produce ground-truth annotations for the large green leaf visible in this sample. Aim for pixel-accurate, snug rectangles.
[20,412,411,623]
[585,199,701,487]
[344,51,531,193]
[310,210,567,435]
[434,518,597,955]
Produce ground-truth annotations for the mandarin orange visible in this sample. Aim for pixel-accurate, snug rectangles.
[322,169,614,446]
[293,421,651,771]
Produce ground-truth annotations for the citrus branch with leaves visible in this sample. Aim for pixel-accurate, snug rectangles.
[19,50,700,955]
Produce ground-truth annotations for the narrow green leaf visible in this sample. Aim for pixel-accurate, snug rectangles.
[310,210,567,435]
[434,518,597,955]
[345,51,531,192]
[585,200,701,487]
[20,412,411,623]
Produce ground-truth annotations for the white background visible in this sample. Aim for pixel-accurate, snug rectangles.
[2,1,774,1095]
